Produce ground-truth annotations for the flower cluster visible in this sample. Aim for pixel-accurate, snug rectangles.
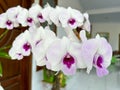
[0,4,112,77]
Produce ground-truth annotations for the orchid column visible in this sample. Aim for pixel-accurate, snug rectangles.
[0,3,112,90]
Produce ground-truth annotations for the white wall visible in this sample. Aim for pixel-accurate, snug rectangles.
[58,0,82,11]
[31,57,43,90]
[34,0,39,3]
[92,22,120,51]
[32,0,42,90]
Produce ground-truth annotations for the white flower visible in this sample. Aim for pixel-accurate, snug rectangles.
[9,30,31,60]
[17,8,35,26]
[59,7,84,29]
[30,26,56,66]
[80,31,112,77]
[46,37,86,75]
[0,13,13,29]
[6,5,23,27]
[29,4,43,23]
[49,6,66,26]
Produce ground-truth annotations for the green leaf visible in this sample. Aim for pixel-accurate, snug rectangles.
[0,62,2,77]
[111,56,117,64]
[0,51,11,59]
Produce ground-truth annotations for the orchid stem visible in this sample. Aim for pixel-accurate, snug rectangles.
[0,30,8,40]
[0,45,11,51]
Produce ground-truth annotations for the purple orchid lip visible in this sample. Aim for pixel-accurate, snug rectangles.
[37,13,45,23]
[23,42,31,51]
[96,56,103,68]
[6,20,12,26]
[17,53,22,56]
[93,55,103,68]
[37,13,43,19]
[68,18,76,25]
[63,53,75,69]
[27,17,33,23]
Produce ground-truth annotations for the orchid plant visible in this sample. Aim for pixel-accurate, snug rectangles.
[0,3,112,79]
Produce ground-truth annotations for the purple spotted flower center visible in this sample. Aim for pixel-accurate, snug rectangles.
[68,18,76,25]
[6,20,12,26]
[94,55,103,68]
[17,53,22,56]
[37,14,43,19]
[97,56,103,68]
[63,53,75,69]
[27,17,33,23]
[23,43,31,51]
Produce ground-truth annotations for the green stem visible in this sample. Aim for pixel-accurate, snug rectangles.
[0,30,8,40]
[0,62,2,77]
[0,45,11,51]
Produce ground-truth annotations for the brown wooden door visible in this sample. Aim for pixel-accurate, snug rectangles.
[0,0,34,90]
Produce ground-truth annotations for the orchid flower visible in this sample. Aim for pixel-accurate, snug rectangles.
[49,6,66,26]
[0,13,14,29]
[41,3,54,24]
[59,7,84,29]
[6,5,23,27]
[29,4,44,23]
[9,30,31,60]
[80,30,112,77]
[29,26,57,66]
[0,6,23,29]
[17,8,35,26]
[0,4,113,78]
[46,37,86,75]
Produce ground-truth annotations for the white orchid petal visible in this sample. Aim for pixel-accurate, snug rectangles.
[6,23,13,29]
[96,67,109,77]
[81,39,98,73]
[10,30,31,59]
[69,42,86,68]
[68,7,84,23]
[83,13,91,32]
[6,6,23,21]
[29,4,42,22]
[9,47,23,60]
[79,30,87,42]
[96,37,112,67]
[46,39,65,66]
[17,9,28,26]
[59,10,70,28]
[50,6,65,26]
[41,4,54,23]
[62,62,76,75]
[0,85,4,90]
[0,13,7,28]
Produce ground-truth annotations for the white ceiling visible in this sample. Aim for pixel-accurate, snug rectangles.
[79,0,120,22]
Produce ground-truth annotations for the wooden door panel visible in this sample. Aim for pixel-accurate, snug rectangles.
[0,60,20,81]
[1,75,21,90]
[0,0,33,90]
